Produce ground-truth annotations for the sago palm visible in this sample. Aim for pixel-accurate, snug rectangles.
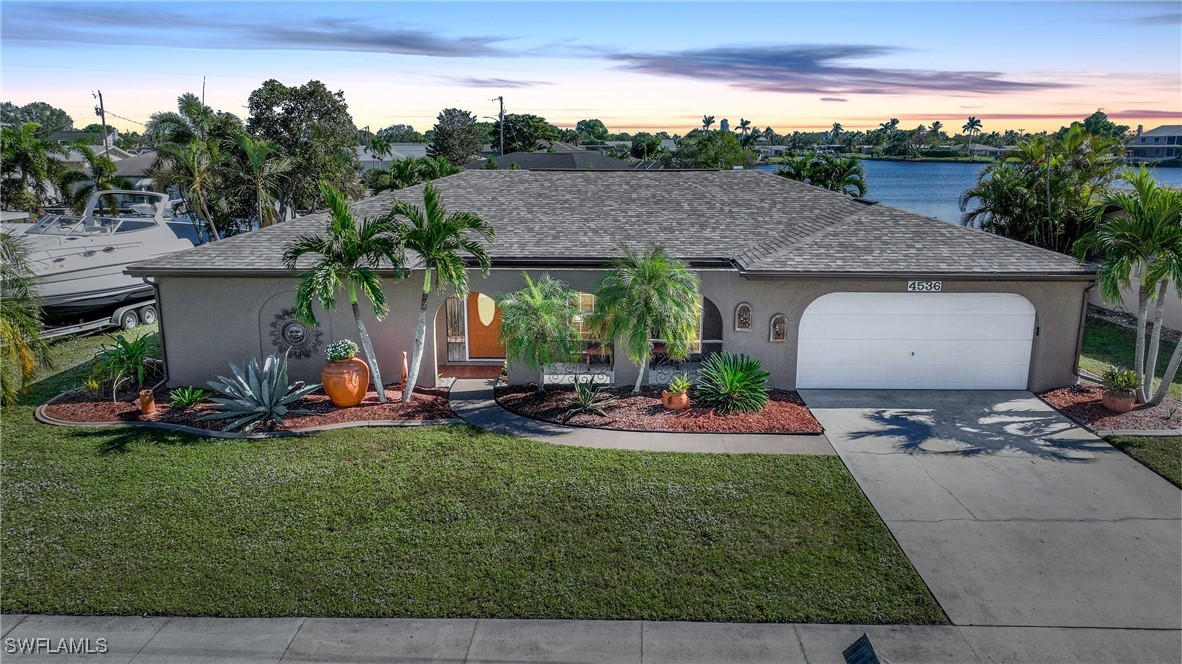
[0,232,49,405]
[283,182,405,403]
[385,181,493,402]
[1074,167,1182,405]
[590,246,701,393]
[497,273,581,393]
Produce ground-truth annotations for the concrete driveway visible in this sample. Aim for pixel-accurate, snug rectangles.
[800,390,1182,630]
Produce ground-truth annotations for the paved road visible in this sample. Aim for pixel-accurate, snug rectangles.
[4,614,1180,663]
[801,389,1182,630]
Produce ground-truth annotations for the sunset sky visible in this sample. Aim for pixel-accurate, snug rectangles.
[2,0,1179,136]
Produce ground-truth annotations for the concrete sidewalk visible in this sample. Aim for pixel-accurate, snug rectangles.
[448,378,835,455]
[4,614,1179,663]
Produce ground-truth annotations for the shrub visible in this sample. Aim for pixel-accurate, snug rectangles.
[323,339,359,361]
[695,352,771,414]
[91,335,156,401]
[562,377,618,422]
[667,373,692,395]
[202,352,321,432]
[1100,366,1138,396]
[168,386,209,411]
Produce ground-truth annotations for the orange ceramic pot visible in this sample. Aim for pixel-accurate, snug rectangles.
[139,389,156,416]
[1101,392,1136,414]
[321,358,370,407]
[661,389,690,410]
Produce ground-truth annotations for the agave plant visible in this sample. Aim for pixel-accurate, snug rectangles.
[695,352,771,414]
[561,377,618,422]
[202,352,321,432]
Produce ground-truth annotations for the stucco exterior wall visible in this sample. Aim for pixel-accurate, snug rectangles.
[156,269,1091,393]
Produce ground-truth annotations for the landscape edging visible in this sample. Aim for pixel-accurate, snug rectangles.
[34,388,464,440]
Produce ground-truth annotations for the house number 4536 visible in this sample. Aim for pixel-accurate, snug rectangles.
[907,280,942,292]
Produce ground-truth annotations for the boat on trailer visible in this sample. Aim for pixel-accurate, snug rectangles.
[6,190,197,319]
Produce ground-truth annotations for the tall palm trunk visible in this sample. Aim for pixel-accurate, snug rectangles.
[1147,334,1182,406]
[633,358,646,394]
[351,289,387,403]
[403,269,432,403]
[197,194,221,242]
[1134,284,1151,403]
[1142,280,1169,401]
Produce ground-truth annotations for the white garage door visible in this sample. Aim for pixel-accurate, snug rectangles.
[796,292,1035,389]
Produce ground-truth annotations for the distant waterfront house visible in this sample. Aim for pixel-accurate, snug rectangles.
[463,151,644,170]
[130,170,1095,394]
[1127,125,1182,163]
[113,152,158,190]
[962,144,1018,158]
[60,144,132,168]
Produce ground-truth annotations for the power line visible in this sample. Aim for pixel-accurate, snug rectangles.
[103,110,146,127]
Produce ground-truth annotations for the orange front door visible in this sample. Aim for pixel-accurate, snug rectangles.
[466,292,505,358]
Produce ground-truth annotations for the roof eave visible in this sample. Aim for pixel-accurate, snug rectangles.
[736,268,1099,281]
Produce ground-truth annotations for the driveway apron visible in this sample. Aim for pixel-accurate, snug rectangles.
[800,389,1182,629]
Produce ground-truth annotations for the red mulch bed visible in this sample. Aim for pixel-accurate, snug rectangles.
[1041,381,1182,432]
[495,385,823,434]
[42,385,456,432]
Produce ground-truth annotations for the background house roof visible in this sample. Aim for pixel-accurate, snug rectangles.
[463,151,641,170]
[128,170,1092,278]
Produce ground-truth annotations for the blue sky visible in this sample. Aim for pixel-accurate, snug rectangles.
[2,1,1179,134]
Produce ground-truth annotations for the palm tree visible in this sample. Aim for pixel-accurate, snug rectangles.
[57,143,131,214]
[152,139,222,240]
[930,120,944,142]
[385,181,494,403]
[774,155,815,183]
[806,154,867,196]
[0,232,50,405]
[417,156,460,181]
[589,246,701,393]
[235,133,292,228]
[368,136,392,169]
[283,183,404,403]
[962,116,983,156]
[1074,167,1182,406]
[0,122,67,210]
[831,122,843,146]
[737,118,752,141]
[702,115,715,132]
[146,92,215,146]
[497,273,581,393]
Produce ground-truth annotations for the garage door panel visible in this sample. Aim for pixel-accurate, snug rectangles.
[802,314,1034,340]
[796,293,1034,390]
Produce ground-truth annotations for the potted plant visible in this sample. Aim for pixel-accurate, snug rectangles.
[1099,366,1138,414]
[321,339,370,408]
[662,373,692,410]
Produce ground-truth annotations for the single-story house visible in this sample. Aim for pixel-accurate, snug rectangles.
[128,170,1096,393]
[113,151,158,190]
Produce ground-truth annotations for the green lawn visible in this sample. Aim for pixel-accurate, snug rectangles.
[1106,436,1182,488]
[0,330,943,624]
[1079,315,1181,403]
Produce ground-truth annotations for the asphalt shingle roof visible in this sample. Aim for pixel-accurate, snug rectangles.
[463,151,640,170]
[128,170,1093,278]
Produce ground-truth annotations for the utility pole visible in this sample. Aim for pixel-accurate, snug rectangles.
[492,96,504,155]
[92,90,109,153]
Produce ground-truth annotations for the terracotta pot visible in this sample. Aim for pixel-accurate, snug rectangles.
[139,389,156,416]
[321,357,370,407]
[1101,391,1136,414]
[661,389,690,410]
